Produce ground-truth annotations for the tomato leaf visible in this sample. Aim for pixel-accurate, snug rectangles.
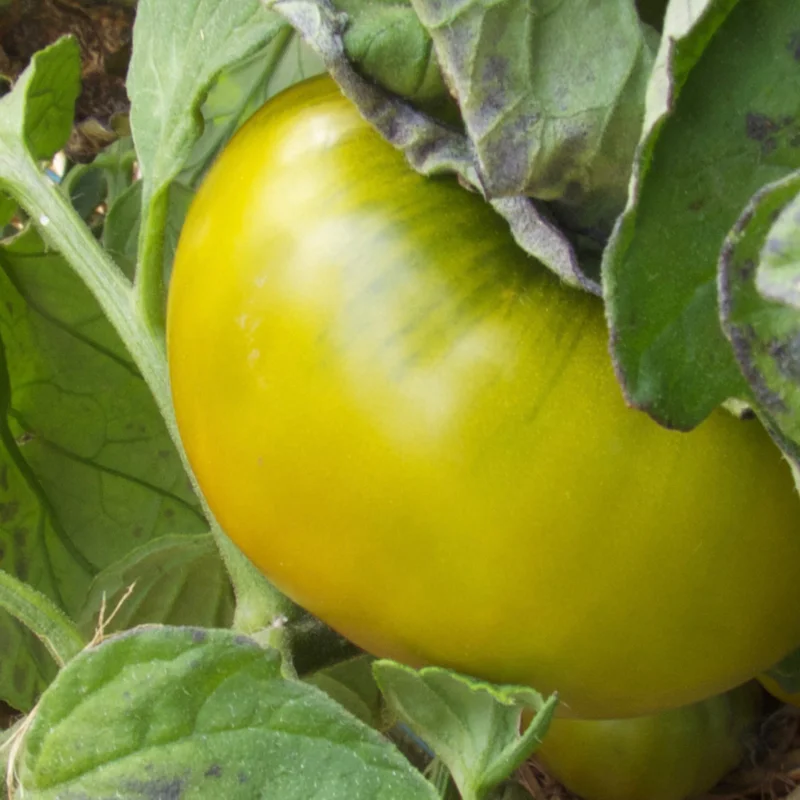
[373,661,558,800]
[127,0,289,329]
[719,172,800,451]
[14,627,439,800]
[755,189,800,310]
[77,534,234,639]
[332,0,455,119]
[181,30,325,188]
[0,226,206,708]
[0,226,206,585]
[0,336,60,710]
[0,37,80,164]
[604,0,800,429]
[60,138,137,224]
[409,0,655,236]
[127,0,286,202]
[310,655,390,730]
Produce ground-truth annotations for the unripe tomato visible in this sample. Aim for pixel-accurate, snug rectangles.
[535,683,762,800]
[167,76,800,719]
[758,673,800,707]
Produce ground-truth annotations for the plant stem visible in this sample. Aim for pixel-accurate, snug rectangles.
[0,571,85,666]
[10,154,172,429]
[134,183,169,344]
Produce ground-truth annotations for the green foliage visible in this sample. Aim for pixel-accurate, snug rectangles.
[719,172,800,448]
[15,627,438,799]
[334,0,456,120]
[604,0,800,428]
[1,0,800,796]
[77,534,234,638]
[374,662,558,800]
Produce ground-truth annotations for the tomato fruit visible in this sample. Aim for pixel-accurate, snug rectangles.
[167,75,800,719]
[535,682,761,800]
[758,673,800,706]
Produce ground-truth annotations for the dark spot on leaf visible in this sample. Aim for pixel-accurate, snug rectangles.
[383,115,400,142]
[238,772,249,784]
[726,323,788,415]
[15,431,35,446]
[788,32,800,61]
[132,526,143,538]
[233,635,253,646]
[481,54,508,84]
[737,258,757,283]
[746,113,778,149]
[191,629,206,643]
[204,765,222,778]
[688,198,705,212]
[164,508,174,518]
[158,450,170,459]
[5,303,12,314]
[408,136,439,170]
[768,335,800,383]
[15,555,27,581]
[745,112,800,159]
[0,502,18,523]
[122,777,184,800]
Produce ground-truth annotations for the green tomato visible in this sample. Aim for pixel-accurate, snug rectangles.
[536,683,762,800]
[167,75,800,719]
[758,672,800,706]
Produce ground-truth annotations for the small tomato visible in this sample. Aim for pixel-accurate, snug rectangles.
[536,683,762,800]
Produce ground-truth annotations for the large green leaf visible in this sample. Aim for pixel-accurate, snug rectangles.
[409,0,655,236]
[15,627,439,800]
[604,0,800,429]
[0,337,60,711]
[0,227,205,709]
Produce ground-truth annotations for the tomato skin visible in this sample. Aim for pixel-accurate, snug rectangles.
[168,76,800,719]
[535,683,761,800]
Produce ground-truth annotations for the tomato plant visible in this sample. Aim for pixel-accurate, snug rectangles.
[2,2,800,797]
[167,75,800,720]
[535,682,762,800]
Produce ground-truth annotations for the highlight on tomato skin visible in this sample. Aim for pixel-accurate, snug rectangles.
[166,74,800,720]
[532,682,763,800]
